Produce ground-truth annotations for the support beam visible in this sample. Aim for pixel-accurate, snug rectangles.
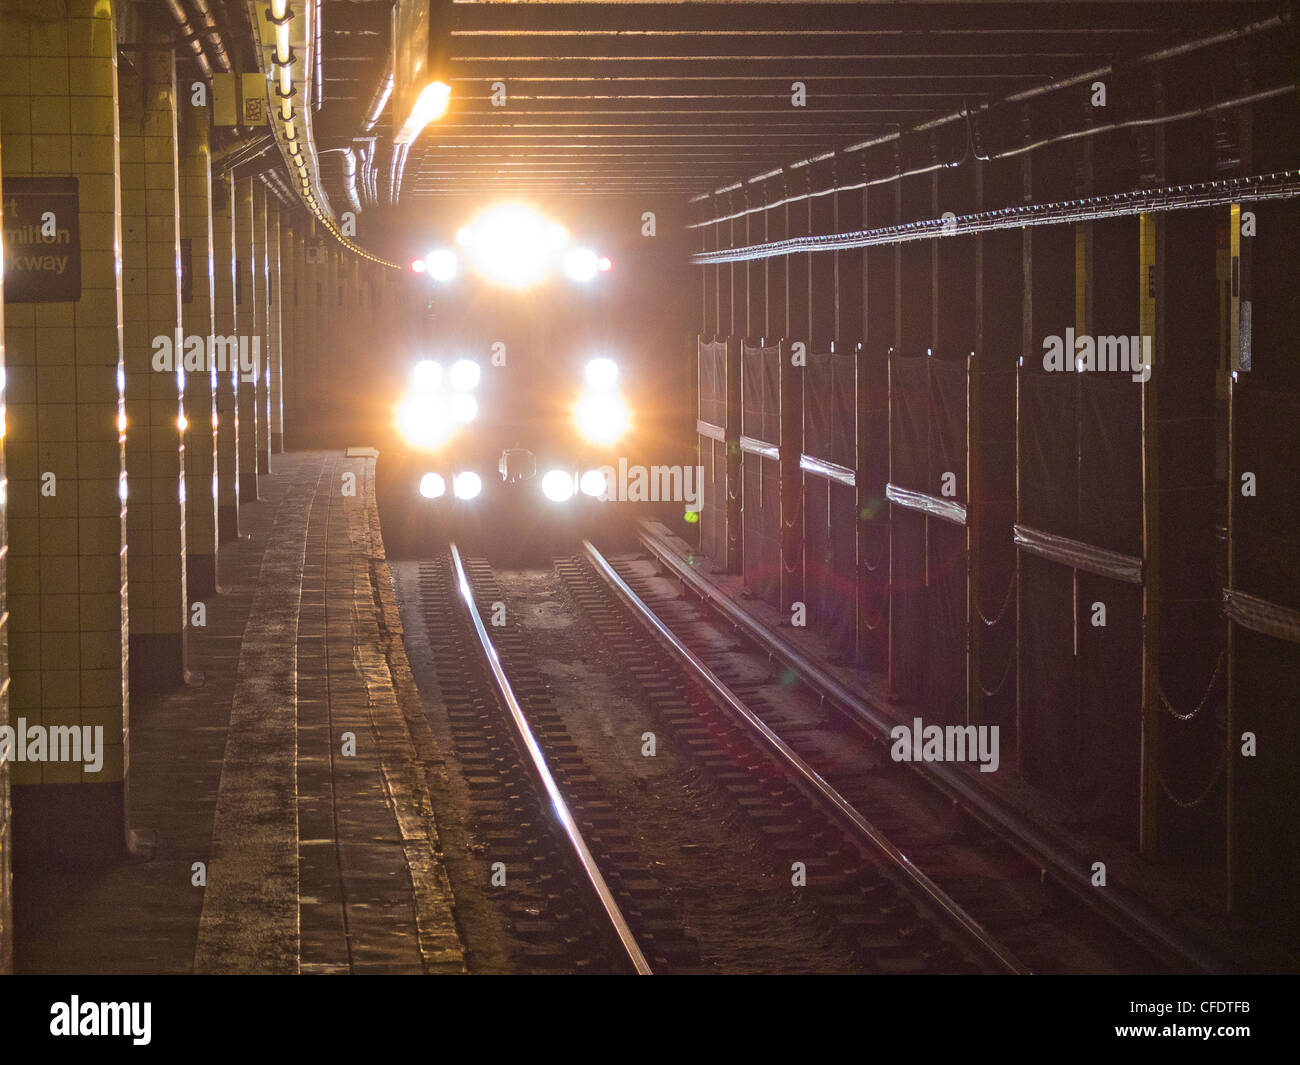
[252,182,270,476]
[179,82,218,597]
[0,104,12,976]
[234,175,258,502]
[120,45,187,692]
[0,0,129,866]
[213,170,240,540]
[778,339,803,614]
[725,336,743,575]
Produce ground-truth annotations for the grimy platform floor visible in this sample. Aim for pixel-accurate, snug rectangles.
[15,451,465,975]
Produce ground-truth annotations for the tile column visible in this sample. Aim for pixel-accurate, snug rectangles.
[0,110,12,975]
[0,0,129,866]
[233,174,257,502]
[120,47,186,692]
[178,83,217,596]
[252,181,269,474]
[212,168,239,540]
[276,218,298,452]
[267,201,284,454]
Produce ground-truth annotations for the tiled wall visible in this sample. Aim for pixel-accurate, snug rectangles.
[0,102,13,976]
[178,84,217,596]
[0,0,128,854]
[234,175,257,501]
[212,169,239,539]
[120,48,186,688]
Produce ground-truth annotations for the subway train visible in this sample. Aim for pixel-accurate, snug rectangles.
[375,201,668,559]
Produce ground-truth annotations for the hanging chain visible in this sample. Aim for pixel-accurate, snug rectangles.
[975,644,1015,697]
[976,570,1017,627]
[1158,744,1227,809]
[862,538,886,573]
[1158,650,1226,721]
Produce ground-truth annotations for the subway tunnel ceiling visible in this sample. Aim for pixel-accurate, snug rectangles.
[313,1,1278,195]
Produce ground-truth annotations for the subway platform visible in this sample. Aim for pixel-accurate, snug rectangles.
[14,451,465,975]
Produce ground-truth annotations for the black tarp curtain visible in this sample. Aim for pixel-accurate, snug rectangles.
[698,339,727,564]
[1020,368,1142,842]
[889,354,967,726]
[804,351,857,656]
[970,364,1017,733]
[859,350,890,671]
[742,341,781,606]
[1231,386,1300,930]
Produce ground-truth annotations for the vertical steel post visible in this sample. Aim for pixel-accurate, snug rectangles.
[779,339,804,614]
[1138,211,1161,853]
[725,336,743,575]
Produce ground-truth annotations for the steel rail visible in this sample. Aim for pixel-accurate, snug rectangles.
[581,539,1026,975]
[691,168,1300,263]
[632,523,1226,974]
[448,542,653,975]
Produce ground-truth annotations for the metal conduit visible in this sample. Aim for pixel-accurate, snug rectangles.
[690,169,1300,264]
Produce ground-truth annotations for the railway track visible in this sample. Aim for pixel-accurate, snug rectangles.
[586,531,1203,974]
[408,536,1177,973]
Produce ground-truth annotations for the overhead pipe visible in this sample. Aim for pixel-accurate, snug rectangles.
[315,0,324,110]
[360,37,395,134]
[263,166,296,206]
[388,141,409,205]
[185,0,231,73]
[690,169,1300,264]
[258,171,290,206]
[355,143,370,207]
[212,132,276,173]
[320,147,363,214]
[355,138,377,207]
[163,0,213,80]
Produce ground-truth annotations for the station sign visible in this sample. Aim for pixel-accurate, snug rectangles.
[1,176,81,303]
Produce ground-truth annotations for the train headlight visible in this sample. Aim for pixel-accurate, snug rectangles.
[584,358,619,390]
[542,469,576,502]
[413,360,442,391]
[563,247,600,282]
[397,394,452,448]
[467,203,553,288]
[453,471,482,500]
[450,393,478,424]
[419,472,446,499]
[426,248,458,281]
[449,359,481,391]
[575,393,629,445]
[579,469,608,498]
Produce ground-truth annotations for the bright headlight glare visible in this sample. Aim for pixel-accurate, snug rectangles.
[468,203,553,288]
[397,394,452,448]
[542,469,575,502]
[413,360,442,390]
[450,393,478,424]
[453,471,482,500]
[449,359,481,391]
[575,393,629,445]
[418,472,446,499]
[563,247,600,282]
[585,358,619,390]
[580,469,607,497]
[426,248,457,281]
